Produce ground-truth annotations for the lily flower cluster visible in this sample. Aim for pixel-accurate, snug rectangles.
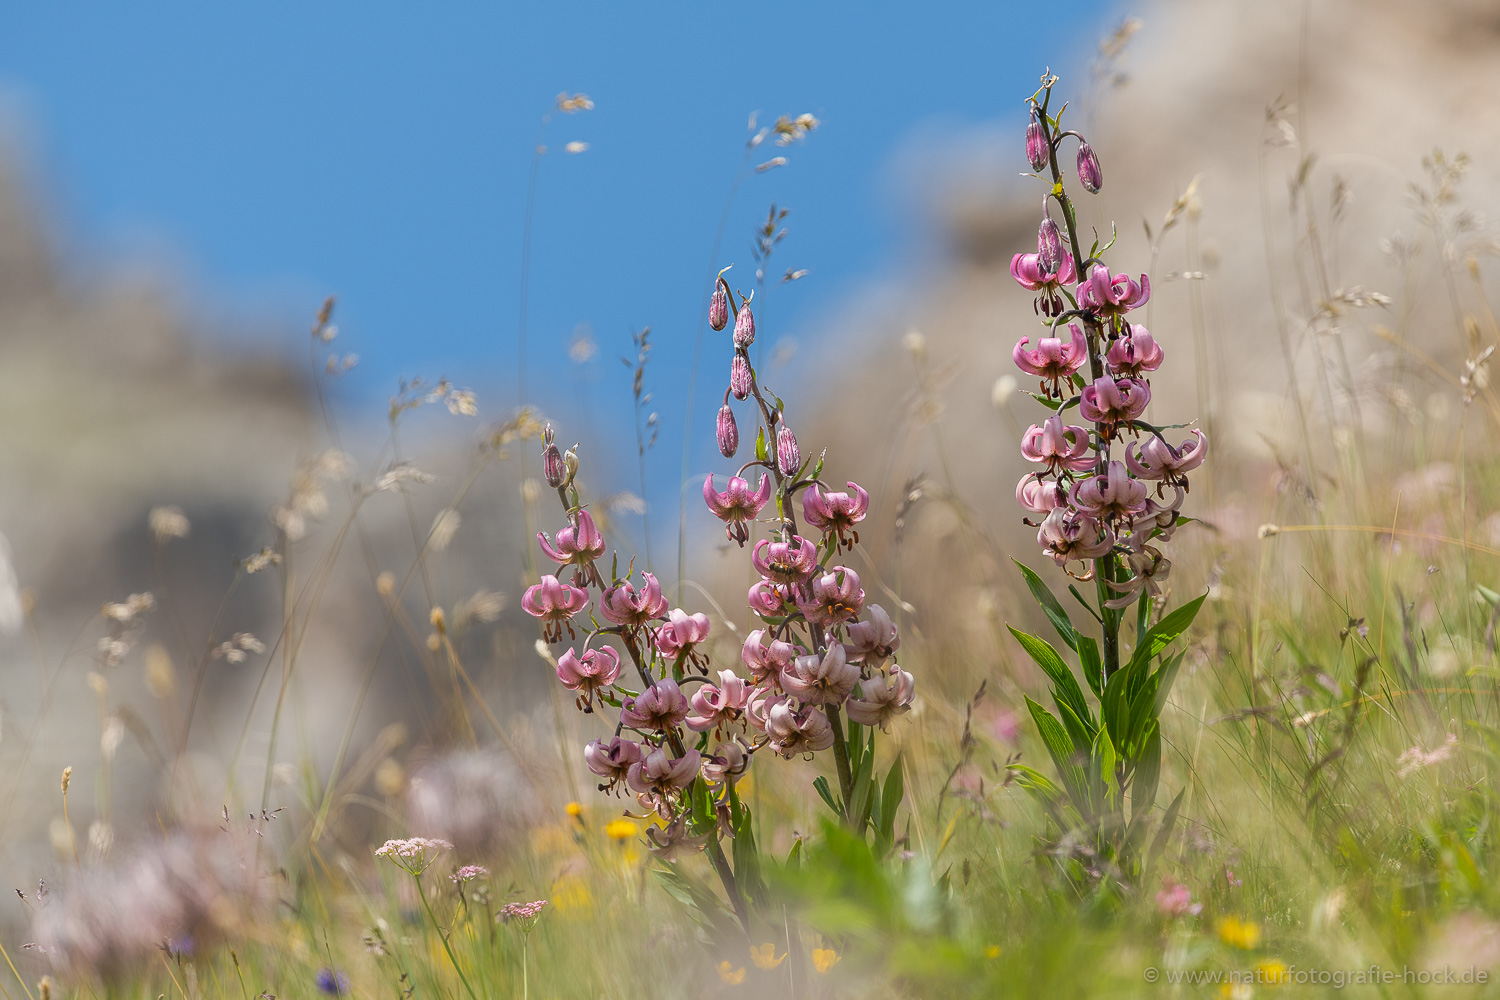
[1012,76,1206,610]
[520,271,915,875]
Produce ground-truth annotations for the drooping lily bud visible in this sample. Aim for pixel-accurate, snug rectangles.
[776,423,802,478]
[1037,216,1064,277]
[709,284,729,331]
[1026,108,1047,172]
[730,354,752,400]
[716,403,739,458]
[541,424,565,488]
[1076,141,1102,193]
[734,304,756,348]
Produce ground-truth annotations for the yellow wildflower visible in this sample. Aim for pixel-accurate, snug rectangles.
[1256,958,1289,985]
[750,942,786,969]
[717,961,747,985]
[604,818,637,840]
[812,948,841,974]
[1218,915,1262,949]
[565,801,582,819]
[984,945,1002,959]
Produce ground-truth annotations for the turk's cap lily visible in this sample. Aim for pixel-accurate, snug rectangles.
[555,645,621,692]
[802,481,870,537]
[1106,324,1164,377]
[844,604,900,665]
[584,736,644,782]
[1070,461,1150,523]
[1124,429,1207,482]
[845,667,916,728]
[685,669,752,732]
[741,628,799,683]
[599,572,669,626]
[781,643,860,706]
[1037,507,1115,566]
[1020,415,1095,473]
[795,566,866,627]
[619,679,690,730]
[1016,473,1067,515]
[1013,324,1087,384]
[1079,376,1150,426]
[521,575,589,621]
[748,579,793,617]
[1079,264,1150,315]
[1010,251,1078,291]
[536,508,605,566]
[654,608,712,657]
[627,746,702,794]
[751,535,819,584]
[766,701,835,757]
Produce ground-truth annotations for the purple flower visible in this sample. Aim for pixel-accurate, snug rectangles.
[781,644,860,706]
[704,474,772,546]
[584,737,643,791]
[844,604,900,667]
[316,967,349,997]
[741,629,798,685]
[685,669,752,732]
[716,403,738,458]
[654,608,712,659]
[1013,324,1088,396]
[734,304,756,348]
[709,285,729,331]
[795,567,865,627]
[599,572,668,627]
[1106,325,1164,378]
[521,575,589,642]
[621,679,690,731]
[555,646,621,707]
[1124,430,1208,488]
[1076,140,1102,193]
[1079,376,1150,433]
[846,667,916,728]
[802,481,869,549]
[627,746,702,795]
[1037,508,1115,566]
[1025,108,1048,172]
[776,424,802,477]
[1078,264,1150,316]
[1020,415,1095,475]
[765,701,835,757]
[730,353,752,400]
[752,535,819,585]
[1070,462,1150,527]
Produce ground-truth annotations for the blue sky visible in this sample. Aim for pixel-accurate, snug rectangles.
[0,1,1111,544]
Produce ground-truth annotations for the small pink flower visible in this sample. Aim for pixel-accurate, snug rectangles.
[765,701,834,757]
[1016,473,1067,516]
[741,629,798,685]
[745,686,786,733]
[451,865,488,884]
[537,508,606,586]
[685,669,752,732]
[1079,376,1150,433]
[584,737,643,792]
[1013,324,1088,396]
[704,474,772,546]
[1124,429,1207,488]
[1105,324,1163,377]
[654,608,712,659]
[752,535,819,585]
[521,575,589,642]
[844,604,900,667]
[555,646,621,708]
[747,579,792,617]
[1070,462,1150,526]
[802,481,869,550]
[845,667,916,729]
[1010,251,1077,291]
[701,738,752,786]
[730,354,752,400]
[1155,880,1202,917]
[599,572,669,627]
[1037,507,1115,566]
[620,679,690,731]
[781,644,860,706]
[1078,264,1150,316]
[627,746,701,795]
[1020,415,1095,474]
[796,567,865,627]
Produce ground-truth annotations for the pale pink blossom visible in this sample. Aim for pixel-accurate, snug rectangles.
[703,474,772,546]
[1079,376,1150,432]
[745,687,787,733]
[802,481,869,549]
[584,737,644,791]
[1037,508,1115,566]
[536,508,605,577]
[654,608,712,659]
[1156,880,1202,917]
[752,535,819,584]
[845,667,916,728]
[1010,250,1076,291]
[521,575,589,641]
[1124,430,1208,488]
[1070,462,1150,526]
[741,630,798,685]
[1020,415,1095,474]
[844,604,900,667]
[796,567,865,627]
[781,644,860,706]
[701,738,753,786]
[1012,323,1088,396]
[1105,325,1163,377]
[620,679,689,731]
[599,572,669,627]
[1078,264,1150,316]
[554,646,621,707]
[747,579,792,616]
[627,746,702,795]
[1016,473,1067,516]
[685,669,752,732]
[765,701,835,757]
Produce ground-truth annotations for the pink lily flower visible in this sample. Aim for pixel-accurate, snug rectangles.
[765,701,835,757]
[1016,473,1068,516]
[555,646,621,710]
[1105,324,1164,378]
[521,575,590,641]
[845,667,916,729]
[627,746,701,795]
[1036,507,1115,567]
[751,535,819,585]
[704,474,772,546]
[620,678,689,731]
[745,686,787,734]
[1080,376,1150,433]
[781,644,860,706]
[747,579,792,617]
[537,508,606,587]
[1020,415,1095,474]
[802,481,870,550]
[600,572,669,627]
[795,567,865,627]
[1079,264,1150,316]
[844,604,900,667]
[1124,429,1208,489]
[654,608,712,660]
[1070,461,1150,526]
[685,669,752,733]
[584,736,644,793]
[1013,323,1088,397]
[741,629,799,685]
[1010,250,1077,291]
[701,738,752,787]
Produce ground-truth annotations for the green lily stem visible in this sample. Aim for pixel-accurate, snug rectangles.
[415,873,480,1000]
[826,702,856,824]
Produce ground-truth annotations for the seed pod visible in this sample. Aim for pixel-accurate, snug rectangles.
[733,305,756,348]
[716,404,739,458]
[730,354,752,400]
[1076,141,1102,193]
[709,285,729,331]
[1026,109,1047,172]
[1037,217,1064,277]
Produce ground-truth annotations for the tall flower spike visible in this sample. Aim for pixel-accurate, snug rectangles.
[734,304,756,349]
[776,424,802,478]
[703,474,772,546]
[1076,140,1102,193]
[1037,216,1064,276]
[716,403,739,458]
[1026,107,1048,172]
[709,284,729,332]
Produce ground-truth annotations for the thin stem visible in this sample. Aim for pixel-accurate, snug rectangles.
[415,874,480,1000]
[706,835,752,936]
[825,702,855,822]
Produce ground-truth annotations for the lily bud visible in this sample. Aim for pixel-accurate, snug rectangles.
[1026,109,1047,172]
[541,424,565,488]
[776,424,802,478]
[1037,216,1064,277]
[716,404,739,458]
[730,354,752,400]
[562,445,580,490]
[733,305,756,348]
[1076,141,1102,193]
[709,285,729,331]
